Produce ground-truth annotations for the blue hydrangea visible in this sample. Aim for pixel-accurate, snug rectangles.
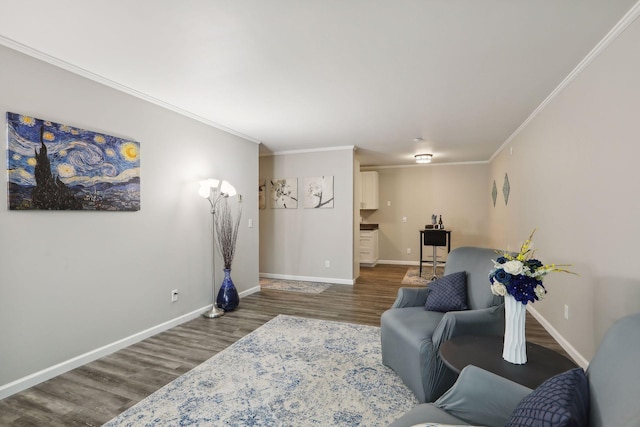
[506,274,543,304]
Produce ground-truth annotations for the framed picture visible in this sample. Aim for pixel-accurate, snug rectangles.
[259,178,266,209]
[303,176,334,208]
[7,112,140,211]
[270,177,298,209]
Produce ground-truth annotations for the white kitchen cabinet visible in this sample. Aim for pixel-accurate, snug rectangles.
[360,171,379,210]
[360,229,379,266]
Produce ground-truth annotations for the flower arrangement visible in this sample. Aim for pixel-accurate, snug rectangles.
[489,230,575,305]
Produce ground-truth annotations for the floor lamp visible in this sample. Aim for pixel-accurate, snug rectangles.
[198,178,236,318]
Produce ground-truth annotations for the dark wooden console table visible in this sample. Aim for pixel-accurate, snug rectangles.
[439,335,578,390]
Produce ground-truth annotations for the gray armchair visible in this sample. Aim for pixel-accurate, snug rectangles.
[381,246,504,403]
[389,312,640,427]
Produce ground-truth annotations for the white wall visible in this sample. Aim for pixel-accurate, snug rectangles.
[259,148,355,283]
[488,13,640,362]
[361,163,491,263]
[0,45,259,396]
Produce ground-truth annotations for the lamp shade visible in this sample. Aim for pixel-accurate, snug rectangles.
[198,178,220,198]
[220,180,237,197]
[198,182,211,198]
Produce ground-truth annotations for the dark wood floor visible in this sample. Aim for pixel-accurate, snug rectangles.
[0,264,566,426]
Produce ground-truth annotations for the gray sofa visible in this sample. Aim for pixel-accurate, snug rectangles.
[381,246,504,402]
[389,312,640,427]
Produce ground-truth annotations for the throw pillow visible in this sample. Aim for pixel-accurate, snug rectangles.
[506,368,589,427]
[424,271,468,312]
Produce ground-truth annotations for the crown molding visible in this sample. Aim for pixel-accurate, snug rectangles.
[261,145,356,157]
[0,35,262,145]
[490,0,640,162]
[361,160,489,170]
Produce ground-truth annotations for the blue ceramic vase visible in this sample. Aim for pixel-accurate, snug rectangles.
[217,268,239,311]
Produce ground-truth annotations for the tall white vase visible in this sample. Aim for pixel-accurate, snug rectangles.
[503,294,527,364]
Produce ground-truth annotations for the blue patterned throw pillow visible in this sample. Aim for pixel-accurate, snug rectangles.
[506,368,589,427]
[424,271,468,312]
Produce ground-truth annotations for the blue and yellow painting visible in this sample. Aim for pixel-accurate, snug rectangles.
[7,112,140,211]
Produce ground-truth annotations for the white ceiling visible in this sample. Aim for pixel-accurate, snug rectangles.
[0,1,637,166]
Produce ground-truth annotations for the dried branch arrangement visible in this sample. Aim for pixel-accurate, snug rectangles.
[214,198,242,270]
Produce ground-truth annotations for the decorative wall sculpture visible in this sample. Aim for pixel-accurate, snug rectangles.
[503,173,510,205]
[303,176,334,208]
[492,180,498,207]
[7,112,140,211]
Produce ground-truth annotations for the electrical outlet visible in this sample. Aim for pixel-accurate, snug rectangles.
[564,304,569,320]
[248,219,253,228]
[325,260,330,268]
[387,201,391,207]
[402,216,407,223]
[171,289,178,303]
[406,248,411,254]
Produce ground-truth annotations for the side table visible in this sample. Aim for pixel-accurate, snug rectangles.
[439,335,578,390]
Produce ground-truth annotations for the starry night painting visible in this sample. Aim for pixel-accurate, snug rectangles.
[7,112,140,211]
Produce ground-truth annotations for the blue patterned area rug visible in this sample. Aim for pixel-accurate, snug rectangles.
[103,315,417,426]
[259,277,332,293]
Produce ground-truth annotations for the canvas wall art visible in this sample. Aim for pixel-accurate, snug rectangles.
[270,177,298,208]
[7,112,140,211]
[259,178,266,209]
[303,176,334,208]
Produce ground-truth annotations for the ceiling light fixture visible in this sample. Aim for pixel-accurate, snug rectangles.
[415,154,433,164]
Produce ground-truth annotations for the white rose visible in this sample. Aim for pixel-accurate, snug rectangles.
[534,285,547,299]
[503,260,524,275]
[491,281,507,297]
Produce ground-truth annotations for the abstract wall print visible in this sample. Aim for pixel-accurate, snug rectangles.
[258,178,266,209]
[7,112,140,211]
[303,176,334,208]
[270,177,298,208]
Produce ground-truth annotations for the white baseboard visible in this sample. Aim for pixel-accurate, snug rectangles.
[359,261,378,267]
[259,272,355,285]
[240,286,261,297]
[526,305,589,369]
[0,305,211,400]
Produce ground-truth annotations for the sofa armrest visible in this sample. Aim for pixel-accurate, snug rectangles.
[391,287,430,308]
[432,304,504,347]
[434,365,532,427]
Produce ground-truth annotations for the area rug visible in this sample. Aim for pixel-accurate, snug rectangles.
[259,277,332,293]
[401,266,444,285]
[103,315,417,426]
